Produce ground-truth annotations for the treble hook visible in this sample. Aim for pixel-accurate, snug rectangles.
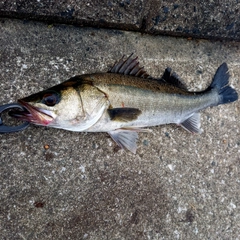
[0,103,30,133]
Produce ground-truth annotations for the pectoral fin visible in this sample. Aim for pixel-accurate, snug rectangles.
[108,108,142,122]
[108,129,139,154]
[180,113,202,134]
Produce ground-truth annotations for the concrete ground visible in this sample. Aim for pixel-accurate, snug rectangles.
[1,0,240,41]
[0,18,240,239]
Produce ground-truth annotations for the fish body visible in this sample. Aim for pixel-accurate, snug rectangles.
[11,55,238,153]
[67,73,214,132]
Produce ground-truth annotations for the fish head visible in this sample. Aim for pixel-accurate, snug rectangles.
[10,84,84,128]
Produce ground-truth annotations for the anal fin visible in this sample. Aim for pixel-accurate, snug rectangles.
[180,113,202,134]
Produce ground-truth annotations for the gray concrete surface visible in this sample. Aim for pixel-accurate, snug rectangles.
[1,0,240,41]
[0,18,240,239]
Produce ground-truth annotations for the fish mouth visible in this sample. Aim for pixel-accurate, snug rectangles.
[9,100,55,126]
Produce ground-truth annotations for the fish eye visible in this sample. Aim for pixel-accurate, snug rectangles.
[42,92,59,106]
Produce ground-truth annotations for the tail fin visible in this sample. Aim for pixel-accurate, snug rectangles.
[210,63,238,105]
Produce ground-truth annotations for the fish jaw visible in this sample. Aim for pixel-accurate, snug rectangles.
[10,100,55,126]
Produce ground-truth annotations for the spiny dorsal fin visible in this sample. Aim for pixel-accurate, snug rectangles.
[162,67,188,90]
[108,54,151,79]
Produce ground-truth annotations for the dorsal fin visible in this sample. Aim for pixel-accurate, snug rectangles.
[108,54,152,79]
[108,55,188,89]
[161,67,188,90]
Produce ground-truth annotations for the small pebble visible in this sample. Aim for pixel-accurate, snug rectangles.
[143,139,149,146]
[44,144,50,150]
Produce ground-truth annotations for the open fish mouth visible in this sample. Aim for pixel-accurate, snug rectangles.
[9,100,54,126]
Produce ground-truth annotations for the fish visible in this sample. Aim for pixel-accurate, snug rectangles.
[10,54,238,153]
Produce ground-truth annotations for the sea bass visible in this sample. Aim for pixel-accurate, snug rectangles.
[10,54,238,153]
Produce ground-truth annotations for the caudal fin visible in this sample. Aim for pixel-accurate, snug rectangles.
[210,63,238,105]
